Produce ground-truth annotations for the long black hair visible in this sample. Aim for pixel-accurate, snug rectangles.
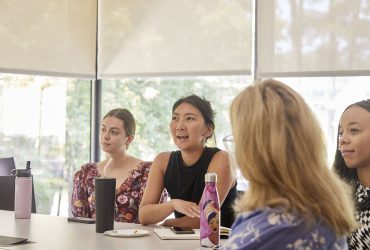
[333,99,370,211]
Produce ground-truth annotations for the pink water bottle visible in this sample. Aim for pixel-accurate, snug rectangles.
[12,161,32,219]
[200,173,220,248]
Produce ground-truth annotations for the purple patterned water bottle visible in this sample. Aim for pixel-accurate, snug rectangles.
[12,161,32,219]
[200,173,220,247]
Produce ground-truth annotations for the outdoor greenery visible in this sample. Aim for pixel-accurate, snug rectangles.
[0,75,248,215]
[0,76,91,215]
[2,74,370,216]
[101,77,249,161]
[1,0,370,217]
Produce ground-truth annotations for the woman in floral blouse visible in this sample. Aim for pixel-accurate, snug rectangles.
[334,99,370,249]
[222,79,356,249]
[71,108,166,223]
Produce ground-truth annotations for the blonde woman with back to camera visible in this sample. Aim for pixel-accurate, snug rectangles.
[221,79,356,249]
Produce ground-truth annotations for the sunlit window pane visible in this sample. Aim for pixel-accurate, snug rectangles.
[258,0,370,76]
[277,76,370,164]
[0,73,91,216]
[101,76,251,190]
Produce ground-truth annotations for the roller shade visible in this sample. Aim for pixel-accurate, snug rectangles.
[257,0,370,77]
[98,0,253,78]
[0,0,97,78]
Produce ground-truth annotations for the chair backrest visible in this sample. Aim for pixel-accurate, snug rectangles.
[0,157,16,176]
[0,175,36,213]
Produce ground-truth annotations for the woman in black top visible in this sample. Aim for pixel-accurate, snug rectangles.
[139,94,237,229]
[333,99,370,249]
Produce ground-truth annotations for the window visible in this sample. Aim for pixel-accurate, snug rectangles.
[277,76,370,164]
[2,1,370,218]
[0,73,90,216]
[101,76,250,158]
[101,76,251,189]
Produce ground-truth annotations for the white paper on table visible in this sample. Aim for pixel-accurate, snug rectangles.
[153,228,200,240]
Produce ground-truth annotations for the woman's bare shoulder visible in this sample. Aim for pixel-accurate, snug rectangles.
[152,151,172,173]
[209,150,231,170]
[213,149,230,162]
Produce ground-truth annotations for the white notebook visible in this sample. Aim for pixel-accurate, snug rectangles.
[153,228,200,240]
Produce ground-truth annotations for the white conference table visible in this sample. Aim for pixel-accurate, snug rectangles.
[0,210,218,250]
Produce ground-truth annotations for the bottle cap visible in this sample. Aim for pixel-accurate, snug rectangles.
[11,161,32,177]
[12,169,31,177]
[205,173,217,183]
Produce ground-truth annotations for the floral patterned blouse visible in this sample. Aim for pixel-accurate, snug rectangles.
[71,161,166,223]
[221,207,347,250]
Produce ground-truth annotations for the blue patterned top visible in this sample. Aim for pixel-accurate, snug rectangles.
[221,207,347,250]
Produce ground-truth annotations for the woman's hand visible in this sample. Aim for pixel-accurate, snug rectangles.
[171,199,200,218]
[162,216,200,228]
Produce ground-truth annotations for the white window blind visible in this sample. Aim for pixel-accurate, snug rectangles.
[0,0,97,78]
[257,0,370,77]
[98,0,253,78]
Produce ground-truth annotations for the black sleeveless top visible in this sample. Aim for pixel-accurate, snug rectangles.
[164,147,237,228]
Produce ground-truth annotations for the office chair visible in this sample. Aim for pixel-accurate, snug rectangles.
[0,176,37,213]
[0,157,16,176]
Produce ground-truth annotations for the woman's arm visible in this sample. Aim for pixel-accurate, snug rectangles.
[139,152,174,225]
[71,168,90,217]
[162,150,235,228]
[208,150,235,205]
[139,153,199,225]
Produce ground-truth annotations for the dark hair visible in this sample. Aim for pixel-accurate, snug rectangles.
[202,200,217,223]
[333,99,370,210]
[172,94,216,139]
[103,108,136,137]
[207,211,217,223]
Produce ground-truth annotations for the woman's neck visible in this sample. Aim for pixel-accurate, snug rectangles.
[106,151,129,169]
[181,146,206,166]
[357,166,370,187]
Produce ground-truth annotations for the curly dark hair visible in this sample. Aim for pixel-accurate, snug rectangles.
[333,99,370,211]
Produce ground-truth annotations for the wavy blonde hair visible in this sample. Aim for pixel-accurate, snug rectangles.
[230,79,356,235]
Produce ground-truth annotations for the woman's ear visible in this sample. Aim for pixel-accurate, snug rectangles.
[205,126,214,139]
[125,135,134,148]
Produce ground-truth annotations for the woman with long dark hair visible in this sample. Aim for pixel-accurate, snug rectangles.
[139,94,237,229]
